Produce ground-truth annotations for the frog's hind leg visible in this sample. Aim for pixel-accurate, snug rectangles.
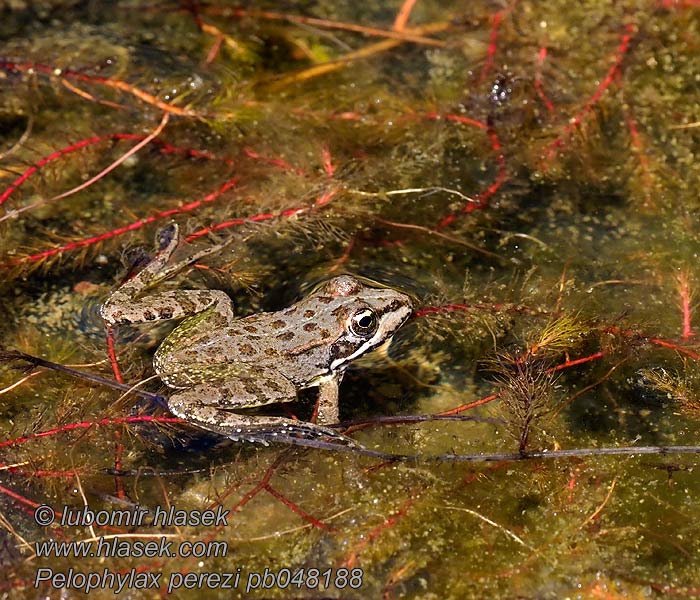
[115,224,238,295]
[102,288,234,327]
[167,382,354,446]
[101,224,236,326]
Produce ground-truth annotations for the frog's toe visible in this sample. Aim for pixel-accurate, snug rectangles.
[225,421,358,449]
[156,223,179,251]
[265,422,357,447]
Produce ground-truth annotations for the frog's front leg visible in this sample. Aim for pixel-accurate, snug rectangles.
[167,380,353,445]
[315,375,341,425]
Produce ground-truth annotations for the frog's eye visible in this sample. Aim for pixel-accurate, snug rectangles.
[349,308,378,337]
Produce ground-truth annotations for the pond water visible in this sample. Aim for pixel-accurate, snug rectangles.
[1,0,700,598]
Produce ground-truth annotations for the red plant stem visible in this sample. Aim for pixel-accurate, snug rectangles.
[105,327,124,384]
[548,351,605,372]
[104,313,127,500]
[113,429,126,501]
[534,47,555,113]
[479,9,506,83]
[315,187,336,207]
[438,394,499,416]
[649,338,700,360]
[163,456,284,596]
[393,0,417,30]
[625,112,655,203]
[432,112,487,129]
[0,133,234,207]
[677,272,694,339]
[113,134,234,163]
[543,23,636,165]
[331,111,363,120]
[321,144,335,177]
[242,147,304,175]
[604,326,700,358]
[186,187,337,241]
[344,496,415,567]
[683,301,694,340]
[264,484,333,531]
[625,113,649,173]
[295,108,502,223]
[421,112,507,224]
[436,351,606,418]
[0,416,183,450]
[576,24,635,114]
[206,34,225,64]
[0,483,44,510]
[0,136,100,205]
[658,0,700,7]
[0,485,66,535]
[0,484,130,537]
[0,59,196,116]
[44,114,170,208]
[3,177,239,266]
[205,7,445,46]
[176,457,288,590]
[231,456,283,513]
[439,128,506,226]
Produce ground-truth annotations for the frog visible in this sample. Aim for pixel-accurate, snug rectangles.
[101,224,413,445]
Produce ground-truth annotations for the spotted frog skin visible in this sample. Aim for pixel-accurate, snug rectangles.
[101,225,413,443]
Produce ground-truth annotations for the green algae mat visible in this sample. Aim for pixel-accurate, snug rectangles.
[1,1,700,598]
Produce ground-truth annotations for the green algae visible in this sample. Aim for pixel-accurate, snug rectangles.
[1,0,700,598]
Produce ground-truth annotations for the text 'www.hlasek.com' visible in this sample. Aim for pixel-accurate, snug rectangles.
[32,503,364,595]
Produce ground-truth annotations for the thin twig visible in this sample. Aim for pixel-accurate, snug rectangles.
[444,505,534,549]
[0,371,41,395]
[0,116,33,161]
[210,7,447,46]
[578,476,618,530]
[393,0,418,31]
[0,113,170,224]
[268,21,450,88]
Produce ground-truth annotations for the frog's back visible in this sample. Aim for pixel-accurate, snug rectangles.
[152,274,413,390]
[153,310,285,387]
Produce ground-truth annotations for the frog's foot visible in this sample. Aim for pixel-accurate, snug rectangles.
[157,223,178,252]
[167,393,356,447]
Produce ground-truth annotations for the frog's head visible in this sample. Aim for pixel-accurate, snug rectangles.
[309,275,413,373]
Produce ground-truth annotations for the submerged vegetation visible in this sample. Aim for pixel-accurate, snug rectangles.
[1,0,700,597]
